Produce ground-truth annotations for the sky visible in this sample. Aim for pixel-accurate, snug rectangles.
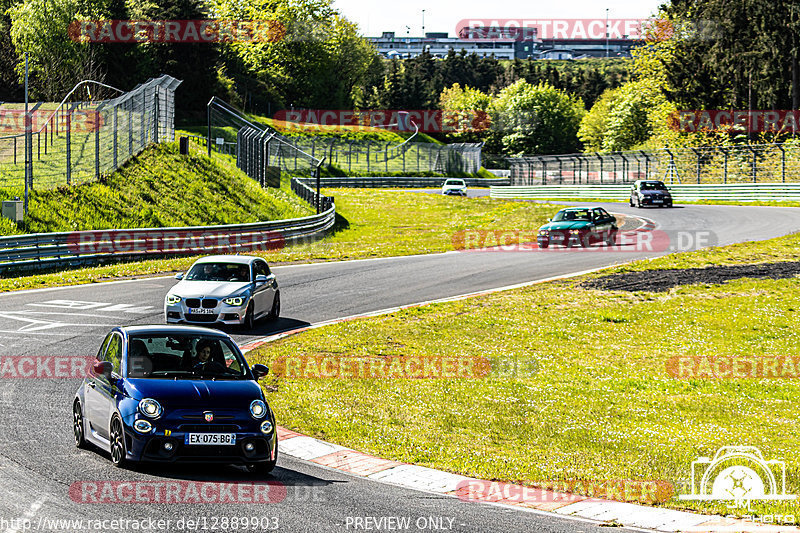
[333,0,666,38]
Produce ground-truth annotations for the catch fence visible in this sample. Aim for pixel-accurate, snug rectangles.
[0,75,181,191]
[507,144,800,185]
[207,98,482,175]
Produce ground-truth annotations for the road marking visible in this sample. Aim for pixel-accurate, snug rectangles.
[28,300,155,314]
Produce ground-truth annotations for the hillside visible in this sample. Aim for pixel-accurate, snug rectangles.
[0,142,313,236]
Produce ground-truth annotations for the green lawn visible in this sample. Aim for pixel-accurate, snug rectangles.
[249,231,800,519]
[0,188,559,292]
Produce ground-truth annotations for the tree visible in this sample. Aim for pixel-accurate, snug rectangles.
[438,83,492,144]
[490,80,585,155]
[9,0,108,99]
[578,87,621,151]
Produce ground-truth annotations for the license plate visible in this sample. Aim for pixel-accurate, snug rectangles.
[188,308,215,314]
[185,433,236,445]
[653,199,663,203]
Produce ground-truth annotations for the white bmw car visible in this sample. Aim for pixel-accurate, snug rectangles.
[165,255,280,329]
[441,178,467,197]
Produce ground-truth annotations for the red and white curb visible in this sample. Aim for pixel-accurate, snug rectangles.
[272,428,795,533]
[239,243,796,533]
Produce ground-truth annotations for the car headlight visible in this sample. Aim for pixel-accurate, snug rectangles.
[569,229,582,235]
[138,398,162,419]
[133,419,153,433]
[538,230,549,235]
[260,420,274,434]
[224,296,246,306]
[166,295,181,305]
[250,399,267,419]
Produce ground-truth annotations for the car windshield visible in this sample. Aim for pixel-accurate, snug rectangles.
[127,334,249,380]
[186,263,250,282]
[639,182,667,191]
[552,209,592,222]
[445,180,465,186]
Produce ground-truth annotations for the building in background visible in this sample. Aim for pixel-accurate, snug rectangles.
[368,27,637,60]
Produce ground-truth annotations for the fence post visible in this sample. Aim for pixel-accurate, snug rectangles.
[779,144,786,183]
[596,154,604,184]
[385,143,389,172]
[113,106,118,168]
[366,141,370,173]
[747,145,757,182]
[66,105,72,186]
[153,88,159,144]
[95,104,101,179]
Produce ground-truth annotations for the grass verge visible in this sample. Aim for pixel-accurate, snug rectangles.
[249,230,800,519]
[0,189,558,292]
[0,142,312,236]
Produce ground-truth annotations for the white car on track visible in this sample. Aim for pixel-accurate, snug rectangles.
[165,255,280,330]
[441,179,468,197]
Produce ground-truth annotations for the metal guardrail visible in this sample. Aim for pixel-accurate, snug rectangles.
[0,206,335,273]
[489,183,800,201]
[294,176,510,188]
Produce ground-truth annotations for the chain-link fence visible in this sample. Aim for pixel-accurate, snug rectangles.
[507,143,800,185]
[0,75,181,192]
[207,98,483,175]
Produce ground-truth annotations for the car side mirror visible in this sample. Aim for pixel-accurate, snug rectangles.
[93,361,113,379]
[255,274,268,284]
[252,364,269,380]
[175,273,184,280]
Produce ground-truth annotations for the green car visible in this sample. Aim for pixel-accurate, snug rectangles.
[537,207,618,248]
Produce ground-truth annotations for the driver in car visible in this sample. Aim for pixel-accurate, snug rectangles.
[190,339,227,374]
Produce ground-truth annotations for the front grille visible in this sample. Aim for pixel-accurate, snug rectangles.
[182,414,234,420]
[179,424,241,432]
[185,314,218,323]
[186,298,201,308]
[202,299,218,308]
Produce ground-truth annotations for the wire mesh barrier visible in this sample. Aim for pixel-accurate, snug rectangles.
[207,98,483,175]
[0,75,181,192]
[508,144,800,185]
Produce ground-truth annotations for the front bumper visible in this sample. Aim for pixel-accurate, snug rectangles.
[443,189,467,196]
[122,416,277,464]
[165,300,248,326]
[639,196,672,206]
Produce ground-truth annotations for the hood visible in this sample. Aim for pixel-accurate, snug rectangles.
[540,220,592,231]
[443,185,466,190]
[640,190,670,196]
[124,378,263,409]
[170,281,250,298]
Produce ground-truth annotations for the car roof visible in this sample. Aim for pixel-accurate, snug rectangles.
[193,255,259,265]
[117,325,231,339]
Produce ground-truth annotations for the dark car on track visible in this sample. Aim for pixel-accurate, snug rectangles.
[537,207,618,248]
[630,180,673,208]
[73,325,277,473]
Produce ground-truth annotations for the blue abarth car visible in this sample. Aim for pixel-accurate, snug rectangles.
[73,325,277,473]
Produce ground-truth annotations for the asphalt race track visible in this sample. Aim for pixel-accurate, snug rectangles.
[1,201,799,532]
